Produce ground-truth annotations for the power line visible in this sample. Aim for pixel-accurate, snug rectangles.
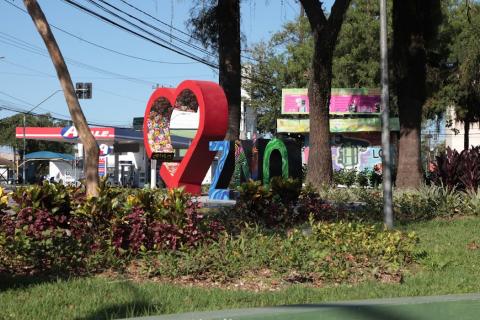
[115,0,257,62]
[60,0,219,68]
[61,0,273,85]
[0,101,131,129]
[119,0,202,44]
[95,88,144,103]
[0,90,35,107]
[0,95,73,124]
[82,0,219,69]
[0,59,146,107]
[0,95,128,126]
[0,72,54,78]
[0,37,152,86]
[0,32,155,86]
[1,0,199,65]
[2,0,273,86]
[1,59,54,77]
[97,0,213,57]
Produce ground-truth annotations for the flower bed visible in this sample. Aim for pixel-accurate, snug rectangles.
[0,181,420,287]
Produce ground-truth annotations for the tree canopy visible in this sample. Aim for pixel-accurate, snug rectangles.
[426,0,480,148]
[0,113,73,155]
[244,0,384,133]
[446,2,480,147]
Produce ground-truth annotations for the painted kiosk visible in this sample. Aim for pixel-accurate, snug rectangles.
[278,88,400,172]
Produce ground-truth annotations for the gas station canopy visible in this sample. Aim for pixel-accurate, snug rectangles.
[15,126,191,148]
[16,126,142,144]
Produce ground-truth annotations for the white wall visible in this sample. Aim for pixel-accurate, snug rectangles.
[445,107,480,151]
[49,161,77,183]
[170,109,199,129]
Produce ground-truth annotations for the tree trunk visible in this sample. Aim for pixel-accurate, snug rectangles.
[218,0,241,140]
[464,119,470,150]
[396,99,423,188]
[392,0,440,189]
[24,0,99,196]
[300,0,351,188]
[306,39,334,186]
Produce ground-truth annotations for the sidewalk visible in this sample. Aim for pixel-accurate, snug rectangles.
[125,293,480,320]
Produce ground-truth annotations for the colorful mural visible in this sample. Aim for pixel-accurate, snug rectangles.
[146,96,175,158]
[282,88,310,114]
[303,133,396,172]
[331,146,383,171]
[281,88,381,114]
[277,118,400,133]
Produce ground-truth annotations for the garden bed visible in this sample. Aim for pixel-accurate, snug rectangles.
[0,181,478,290]
[1,216,480,320]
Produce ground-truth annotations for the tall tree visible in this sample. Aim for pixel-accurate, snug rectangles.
[0,113,73,155]
[298,0,352,188]
[189,0,241,140]
[442,1,480,150]
[332,0,383,88]
[23,0,99,196]
[244,17,312,133]
[393,0,442,189]
[245,0,385,134]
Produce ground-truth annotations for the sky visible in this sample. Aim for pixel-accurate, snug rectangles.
[0,0,334,128]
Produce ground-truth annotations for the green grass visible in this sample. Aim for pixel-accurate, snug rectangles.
[1,217,480,320]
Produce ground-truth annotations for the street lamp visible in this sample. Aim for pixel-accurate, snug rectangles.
[22,89,63,184]
[380,0,393,229]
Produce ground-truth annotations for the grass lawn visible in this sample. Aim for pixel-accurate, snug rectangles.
[1,217,480,320]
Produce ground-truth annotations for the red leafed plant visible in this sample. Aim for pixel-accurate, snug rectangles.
[432,146,480,191]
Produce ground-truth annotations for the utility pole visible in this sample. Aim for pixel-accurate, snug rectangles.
[380,0,393,229]
[22,90,62,184]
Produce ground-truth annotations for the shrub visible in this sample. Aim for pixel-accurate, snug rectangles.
[0,207,95,273]
[356,169,370,187]
[333,169,357,187]
[143,221,418,284]
[112,189,223,253]
[295,187,336,221]
[11,182,72,215]
[318,185,475,222]
[230,179,285,229]
[369,169,383,187]
[394,185,463,220]
[228,178,327,229]
[332,168,382,188]
[464,189,480,216]
[0,187,10,212]
[355,189,383,219]
[270,176,302,203]
[0,184,224,274]
[432,146,480,191]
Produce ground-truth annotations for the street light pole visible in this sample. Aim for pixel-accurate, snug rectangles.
[22,89,62,184]
[22,113,26,184]
[380,0,393,229]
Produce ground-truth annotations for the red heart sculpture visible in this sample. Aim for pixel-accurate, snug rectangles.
[143,80,228,194]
